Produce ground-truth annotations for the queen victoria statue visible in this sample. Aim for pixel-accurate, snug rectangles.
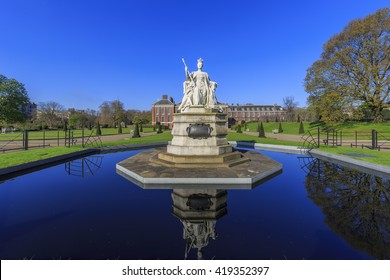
[178,58,219,112]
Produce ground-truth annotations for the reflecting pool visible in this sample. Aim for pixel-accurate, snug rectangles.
[0,149,389,259]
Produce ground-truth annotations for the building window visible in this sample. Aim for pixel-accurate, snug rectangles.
[167,116,171,122]
[155,117,159,123]
[162,107,165,115]
[161,116,165,123]
[168,108,171,114]
[156,107,159,115]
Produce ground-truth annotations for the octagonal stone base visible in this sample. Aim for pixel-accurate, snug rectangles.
[116,148,282,189]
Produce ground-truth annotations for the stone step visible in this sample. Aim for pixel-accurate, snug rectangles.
[151,151,250,168]
[158,151,243,163]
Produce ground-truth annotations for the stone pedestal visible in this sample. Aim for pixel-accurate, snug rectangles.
[167,106,231,156]
[152,105,250,168]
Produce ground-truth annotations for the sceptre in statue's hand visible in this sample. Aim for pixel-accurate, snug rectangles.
[182,58,192,82]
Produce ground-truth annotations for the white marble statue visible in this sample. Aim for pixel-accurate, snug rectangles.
[178,58,220,112]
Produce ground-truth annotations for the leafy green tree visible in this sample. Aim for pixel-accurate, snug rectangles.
[236,124,242,133]
[68,113,82,129]
[0,74,30,124]
[305,8,390,122]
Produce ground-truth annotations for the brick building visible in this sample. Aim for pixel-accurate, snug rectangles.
[227,104,286,126]
[151,96,286,128]
[151,94,175,128]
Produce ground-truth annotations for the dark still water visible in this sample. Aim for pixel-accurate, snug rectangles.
[0,149,389,260]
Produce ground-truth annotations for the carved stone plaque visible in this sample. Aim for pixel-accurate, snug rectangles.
[186,123,213,139]
[186,194,213,210]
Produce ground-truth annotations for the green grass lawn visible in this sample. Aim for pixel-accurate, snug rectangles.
[244,121,310,135]
[100,131,173,146]
[317,146,390,166]
[0,146,85,168]
[242,121,390,140]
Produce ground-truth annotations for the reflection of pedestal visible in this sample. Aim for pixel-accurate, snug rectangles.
[172,189,227,259]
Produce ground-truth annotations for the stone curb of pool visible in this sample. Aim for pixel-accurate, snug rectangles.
[230,141,390,178]
[308,149,390,179]
[1,141,388,179]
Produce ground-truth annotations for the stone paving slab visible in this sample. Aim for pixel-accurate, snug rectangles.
[116,148,282,189]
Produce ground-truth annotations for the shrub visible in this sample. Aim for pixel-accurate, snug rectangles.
[299,121,305,134]
[258,122,265,138]
[132,123,141,138]
[278,122,283,133]
[96,122,102,136]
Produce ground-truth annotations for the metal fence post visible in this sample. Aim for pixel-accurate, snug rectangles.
[24,130,29,150]
[43,128,45,148]
[372,129,377,149]
[317,127,320,148]
[82,126,85,148]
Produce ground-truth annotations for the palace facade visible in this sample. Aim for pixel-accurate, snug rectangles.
[152,96,286,128]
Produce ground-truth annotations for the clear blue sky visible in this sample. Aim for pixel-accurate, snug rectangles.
[1,0,388,111]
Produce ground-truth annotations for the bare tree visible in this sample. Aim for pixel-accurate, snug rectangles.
[37,101,65,128]
[283,96,298,121]
[98,100,125,127]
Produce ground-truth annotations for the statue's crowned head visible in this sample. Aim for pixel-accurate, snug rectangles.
[197,58,204,69]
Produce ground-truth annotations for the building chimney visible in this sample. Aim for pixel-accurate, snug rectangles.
[162,94,168,100]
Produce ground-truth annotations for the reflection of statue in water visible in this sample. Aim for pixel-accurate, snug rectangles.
[178,58,221,112]
[181,220,217,260]
[171,189,227,260]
